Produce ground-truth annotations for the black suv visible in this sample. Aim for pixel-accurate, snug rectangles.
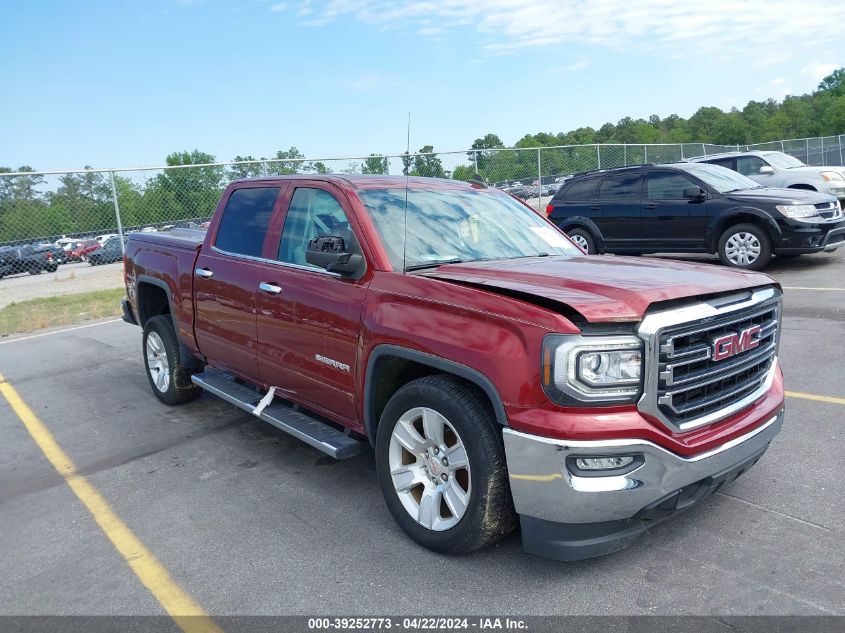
[545,162,845,269]
[0,244,60,279]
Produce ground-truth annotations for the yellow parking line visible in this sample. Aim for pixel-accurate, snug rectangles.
[786,390,845,406]
[0,373,222,633]
[782,286,845,291]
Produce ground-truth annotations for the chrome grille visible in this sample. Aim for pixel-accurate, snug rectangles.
[815,201,842,221]
[638,287,781,432]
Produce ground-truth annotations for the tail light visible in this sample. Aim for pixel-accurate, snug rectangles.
[545,204,554,217]
[46,252,53,260]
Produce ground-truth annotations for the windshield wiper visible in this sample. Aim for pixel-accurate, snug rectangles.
[404,258,463,272]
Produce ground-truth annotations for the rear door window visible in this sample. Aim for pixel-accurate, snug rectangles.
[214,187,280,258]
[561,178,600,201]
[707,157,735,170]
[599,172,642,201]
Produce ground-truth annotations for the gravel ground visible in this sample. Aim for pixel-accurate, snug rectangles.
[0,261,124,309]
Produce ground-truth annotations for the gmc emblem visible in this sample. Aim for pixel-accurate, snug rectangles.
[712,325,762,361]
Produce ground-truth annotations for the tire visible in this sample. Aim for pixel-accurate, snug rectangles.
[717,223,772,270]
[47,264,58,273]
[142,315,203,405]
[375,375,517,555]
[566,228,597,254]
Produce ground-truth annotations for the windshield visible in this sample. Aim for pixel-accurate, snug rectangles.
[357,187,580,271]
[765,152,805,169]
[678,163,762,192]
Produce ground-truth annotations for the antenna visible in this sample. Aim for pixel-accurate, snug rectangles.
[402,112,411,273]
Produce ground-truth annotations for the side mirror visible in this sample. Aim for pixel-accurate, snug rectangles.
[683,186,706,200]
[759,165,775,175]
[305,235,364,276]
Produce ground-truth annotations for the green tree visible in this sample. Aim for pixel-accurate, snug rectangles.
[267,147,306,175]
[412,145,445,177]
[468,133,505,171]
[228,155,265,180]
[361,154,389,174]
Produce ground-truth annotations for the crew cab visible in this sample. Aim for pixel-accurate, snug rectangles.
[122,175,785,561]
[546,162,844,269]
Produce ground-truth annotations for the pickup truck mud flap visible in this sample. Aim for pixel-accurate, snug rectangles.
[191,369,361,460]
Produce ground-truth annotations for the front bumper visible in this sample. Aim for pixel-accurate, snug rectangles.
[774,220,845,254]
[503,409,783,560]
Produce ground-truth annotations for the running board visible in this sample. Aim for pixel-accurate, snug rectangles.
[191,369,361,460]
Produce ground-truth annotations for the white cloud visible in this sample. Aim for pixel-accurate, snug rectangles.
[291,0,845,59]
[771,77,785,85]
[802,63,838,82]
[270,2,288,12]
[563,60,589,72]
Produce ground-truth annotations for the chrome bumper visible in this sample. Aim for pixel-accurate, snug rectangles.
[503,410,783,525]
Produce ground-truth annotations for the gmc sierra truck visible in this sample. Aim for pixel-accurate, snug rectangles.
[122,175,784,561]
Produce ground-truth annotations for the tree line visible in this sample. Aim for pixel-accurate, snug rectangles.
[1,68,843,244]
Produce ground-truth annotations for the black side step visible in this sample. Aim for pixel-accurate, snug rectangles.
[191,369,361,460]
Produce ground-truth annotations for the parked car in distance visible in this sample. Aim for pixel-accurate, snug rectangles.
[33,242,67,265]
[95,233,119,245]
[687,150,845,203]
[68,239,101,262]
[123,174,785,561]
[545,162,844,269]
[88,236,125,266]
[0,244,59,278]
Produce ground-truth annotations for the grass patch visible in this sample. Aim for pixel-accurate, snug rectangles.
[0,288,126,337]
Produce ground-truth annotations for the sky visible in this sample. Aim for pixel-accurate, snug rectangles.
[1,0,844,172]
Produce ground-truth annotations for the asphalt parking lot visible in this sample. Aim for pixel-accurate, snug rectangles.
[1,251,844,618]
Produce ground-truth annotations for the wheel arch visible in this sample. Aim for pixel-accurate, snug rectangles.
[136,275,204,369]
[552,216,605,251]
[363,345,508,447]
[787,183,817,191]
[709,209,780,253]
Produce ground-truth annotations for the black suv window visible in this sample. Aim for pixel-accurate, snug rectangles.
[214,187,280,257]
[561,177,600,200]
[736,156,767,176]
[646,172,697,199]
[599,172,642,200]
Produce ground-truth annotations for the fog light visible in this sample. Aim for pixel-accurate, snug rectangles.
[567,453,643,477]
[575,456,634,470]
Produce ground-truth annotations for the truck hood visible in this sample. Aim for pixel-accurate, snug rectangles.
[422,256,775,323]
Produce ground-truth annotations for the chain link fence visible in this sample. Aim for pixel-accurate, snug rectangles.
[0,134,842,301]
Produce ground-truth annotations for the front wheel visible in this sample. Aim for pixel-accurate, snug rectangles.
[717,223,771,270]
[142,315,203,405]
[375,375,517,555]
[566,228,596,254]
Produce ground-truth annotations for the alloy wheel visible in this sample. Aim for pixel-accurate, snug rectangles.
[146,331,170,393]
[388,407,471,531]
[570,234,590,252]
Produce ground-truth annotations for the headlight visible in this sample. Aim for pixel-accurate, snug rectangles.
[821,171,845,182]
[542,334,643,404]
[775,204,818,219]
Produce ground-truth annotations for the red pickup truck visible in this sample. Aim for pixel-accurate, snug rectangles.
[122,175,784,560]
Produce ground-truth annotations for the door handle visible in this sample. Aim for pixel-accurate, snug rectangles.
[590,205,601,211]
[644,203,658,209]
[195,268,213,278]
[259,282,282,295]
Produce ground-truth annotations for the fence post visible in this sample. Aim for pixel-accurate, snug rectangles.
[623,144,627,166]
[473,150,479,174]
[680,144,684,160]
[109,171,125,257]
[821,137,824,166]
[596,145,601,169]
[261,161,268,177]
[644,145,648,163]
[537,148,542,207]
[806,138,810,163]
[839,135,843,165]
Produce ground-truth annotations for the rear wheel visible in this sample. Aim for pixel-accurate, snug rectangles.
[143,315,203,405]
[717,223,771,270]
[566,228,597,254]
[375,375,517,555]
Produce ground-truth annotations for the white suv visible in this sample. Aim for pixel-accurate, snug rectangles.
[687,150,845,202]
